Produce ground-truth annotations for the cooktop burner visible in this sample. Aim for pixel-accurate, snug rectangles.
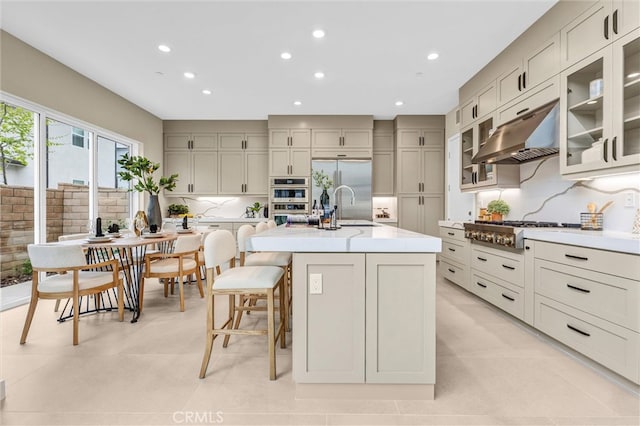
[474,220,581,228]
[465,221,582,249]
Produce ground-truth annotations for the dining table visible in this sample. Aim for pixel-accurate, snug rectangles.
[58,232,179,322]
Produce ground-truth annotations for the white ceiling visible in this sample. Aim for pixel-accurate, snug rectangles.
[0,0,558,120]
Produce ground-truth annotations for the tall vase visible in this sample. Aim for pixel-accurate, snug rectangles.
[147,194,162,229]
[320,189,330,208]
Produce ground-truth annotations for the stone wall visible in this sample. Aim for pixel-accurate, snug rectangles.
[0,183,129,280]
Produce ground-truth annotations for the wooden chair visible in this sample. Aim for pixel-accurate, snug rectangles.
[21,243,124,346]
[236,224,291,330]
[199,230,285,380]
[142,233,203,312]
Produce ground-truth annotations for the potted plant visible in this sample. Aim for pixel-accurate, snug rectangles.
[117,154,178,228]
[247,202,263,218]
[168,203,190,218]
[486,199,510,221]
[312,170,333,207]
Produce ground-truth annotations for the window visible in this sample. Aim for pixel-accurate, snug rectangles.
[72,127,86,148]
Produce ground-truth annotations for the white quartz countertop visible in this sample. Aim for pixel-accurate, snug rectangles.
[164,217,265,223]
[523,228,640,255]
[247,221,441,253]
[438,220,471,230]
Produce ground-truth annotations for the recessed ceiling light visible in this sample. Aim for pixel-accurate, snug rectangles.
[628,72,640,79]
[157,44,171,53]
[184,72,195,79]
[427,52,439,60]
[281,52,292,60]
[313,29,325,39]
[395,101,404,106]
[293,101,302,106]
[314,71,325,79]
[202,89,212,95]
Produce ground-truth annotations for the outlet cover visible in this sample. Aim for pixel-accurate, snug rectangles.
[625,192,635,208]
[309,273,322,295]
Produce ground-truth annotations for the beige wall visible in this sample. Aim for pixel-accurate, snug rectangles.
[0,30,163,163]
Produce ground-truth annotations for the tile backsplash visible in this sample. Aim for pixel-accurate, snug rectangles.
[476,158,640,232]
[164,196,268,219]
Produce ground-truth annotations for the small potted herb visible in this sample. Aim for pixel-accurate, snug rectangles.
[486,199,510,221]
[168,204,190,217]
[247,202,263,218]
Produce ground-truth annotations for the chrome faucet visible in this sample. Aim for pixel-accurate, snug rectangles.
[332,184,356,205]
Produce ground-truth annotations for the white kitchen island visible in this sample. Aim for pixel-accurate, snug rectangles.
[248,221,441,399]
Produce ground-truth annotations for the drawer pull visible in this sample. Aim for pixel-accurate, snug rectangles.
[448,247,456,252]
[477,257,487,262]
[566,284,590,294]
[501,293,515,302]
[447,232,455,236]
[448,268,456,274]
[502,264,515,270]
[476,282,487,288]
[565,254,588,261]
[209,225,220,228]
[567,324,590,337]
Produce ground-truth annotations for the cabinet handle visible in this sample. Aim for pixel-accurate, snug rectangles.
[501,293,515,302]
[525,246,530,250]
[565,253,588,261]
[209,224,220,228]
[567,324,590,337]
[516,108,529,116]
[612,136,617,161]
[477,256,487,262]
[522,72,526,89]
[448,247,456,252]
[476,282,487,288]
[502,264,515,270]
[447,232,455,236]
[604,15,609,40]
[602,138,608,162]
[337,154,347,157]
[448,268,456,274]
[613,9,618,34]
[518,74,522,91]
[567,284,591,294]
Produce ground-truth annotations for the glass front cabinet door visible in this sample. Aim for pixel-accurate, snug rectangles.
[560,30,640,177]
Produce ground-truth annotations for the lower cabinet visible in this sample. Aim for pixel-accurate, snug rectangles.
[292,252,435,384]
[438,226,470,290]
[398,195,443,237]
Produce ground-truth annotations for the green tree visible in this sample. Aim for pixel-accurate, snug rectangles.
[0,103,34,185]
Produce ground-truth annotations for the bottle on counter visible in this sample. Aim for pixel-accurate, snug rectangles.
[312,199,318,216]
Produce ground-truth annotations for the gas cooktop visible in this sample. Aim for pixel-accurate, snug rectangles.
[464,221,581,249]
[474,220,581,228]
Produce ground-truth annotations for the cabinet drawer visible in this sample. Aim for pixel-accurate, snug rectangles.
[533,241,640,281]
[311,149,373,159]
[441,240,467,265]
[205,222,234,231]
[439,227,466,243]
[440,260,466,288]
[472,246,524,287]
[472,272,524,320]
[496,75,559,126]
[535,259,639,332]
[535,295,639,383]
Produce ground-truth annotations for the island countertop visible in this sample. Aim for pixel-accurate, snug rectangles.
[247,221,441,253]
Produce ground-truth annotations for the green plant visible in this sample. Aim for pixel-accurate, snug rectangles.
[168,204,189,215]
[312,170,333,190]
[20,259,32,276]
[248,202,263,214]
[487,199,510,216]
[117,153,178,195]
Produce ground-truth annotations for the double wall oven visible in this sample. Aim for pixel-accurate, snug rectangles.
[270,177,309,225]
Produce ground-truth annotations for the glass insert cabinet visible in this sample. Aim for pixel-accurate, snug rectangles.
[560,30,640,176]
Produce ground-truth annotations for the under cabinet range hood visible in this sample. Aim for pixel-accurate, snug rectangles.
[472,100,560,165]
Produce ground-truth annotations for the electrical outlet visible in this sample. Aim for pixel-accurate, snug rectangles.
[309,273,322,295]
[624,192,635,208]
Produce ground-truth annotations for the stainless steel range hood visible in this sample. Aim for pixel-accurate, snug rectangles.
[472,100,559,165]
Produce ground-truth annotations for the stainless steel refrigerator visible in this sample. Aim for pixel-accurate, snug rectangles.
[312,159,372,220]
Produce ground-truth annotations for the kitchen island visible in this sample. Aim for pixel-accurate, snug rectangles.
[248,221,441,399]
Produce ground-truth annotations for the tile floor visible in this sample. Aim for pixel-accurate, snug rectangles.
[0,273,638,425]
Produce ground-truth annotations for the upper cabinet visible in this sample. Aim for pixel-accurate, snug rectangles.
[372,123,395,196]
[163,132,218,195]
[460,81,497,128]
[311,128,373,158]
[561,0,640,68]
[497,34,560,107]
[269,128,311,177]
[164,133,217,151]
[218,132,268,151]
[560,29,640,177]
[270,128,311,148]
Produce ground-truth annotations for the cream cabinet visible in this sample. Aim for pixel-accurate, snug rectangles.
[560,30,640,178]
[397,147,444,195]
[164,133,217,151]
[460,81,497,128]
[528,240,640,384]
[438,226,471,291]
[497,33,560,107]
[269,129,311,177]
[292,252,435,385]
[218,150,268,195]
[561,0,640,68]
[218,132,267,151]
[372,126,394,196]
[396,129,443,148]
[497,75,560,126]
[460,114,519,191]
[398,195,443,237]
[311,128,372,149]
[164,151,218,195]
